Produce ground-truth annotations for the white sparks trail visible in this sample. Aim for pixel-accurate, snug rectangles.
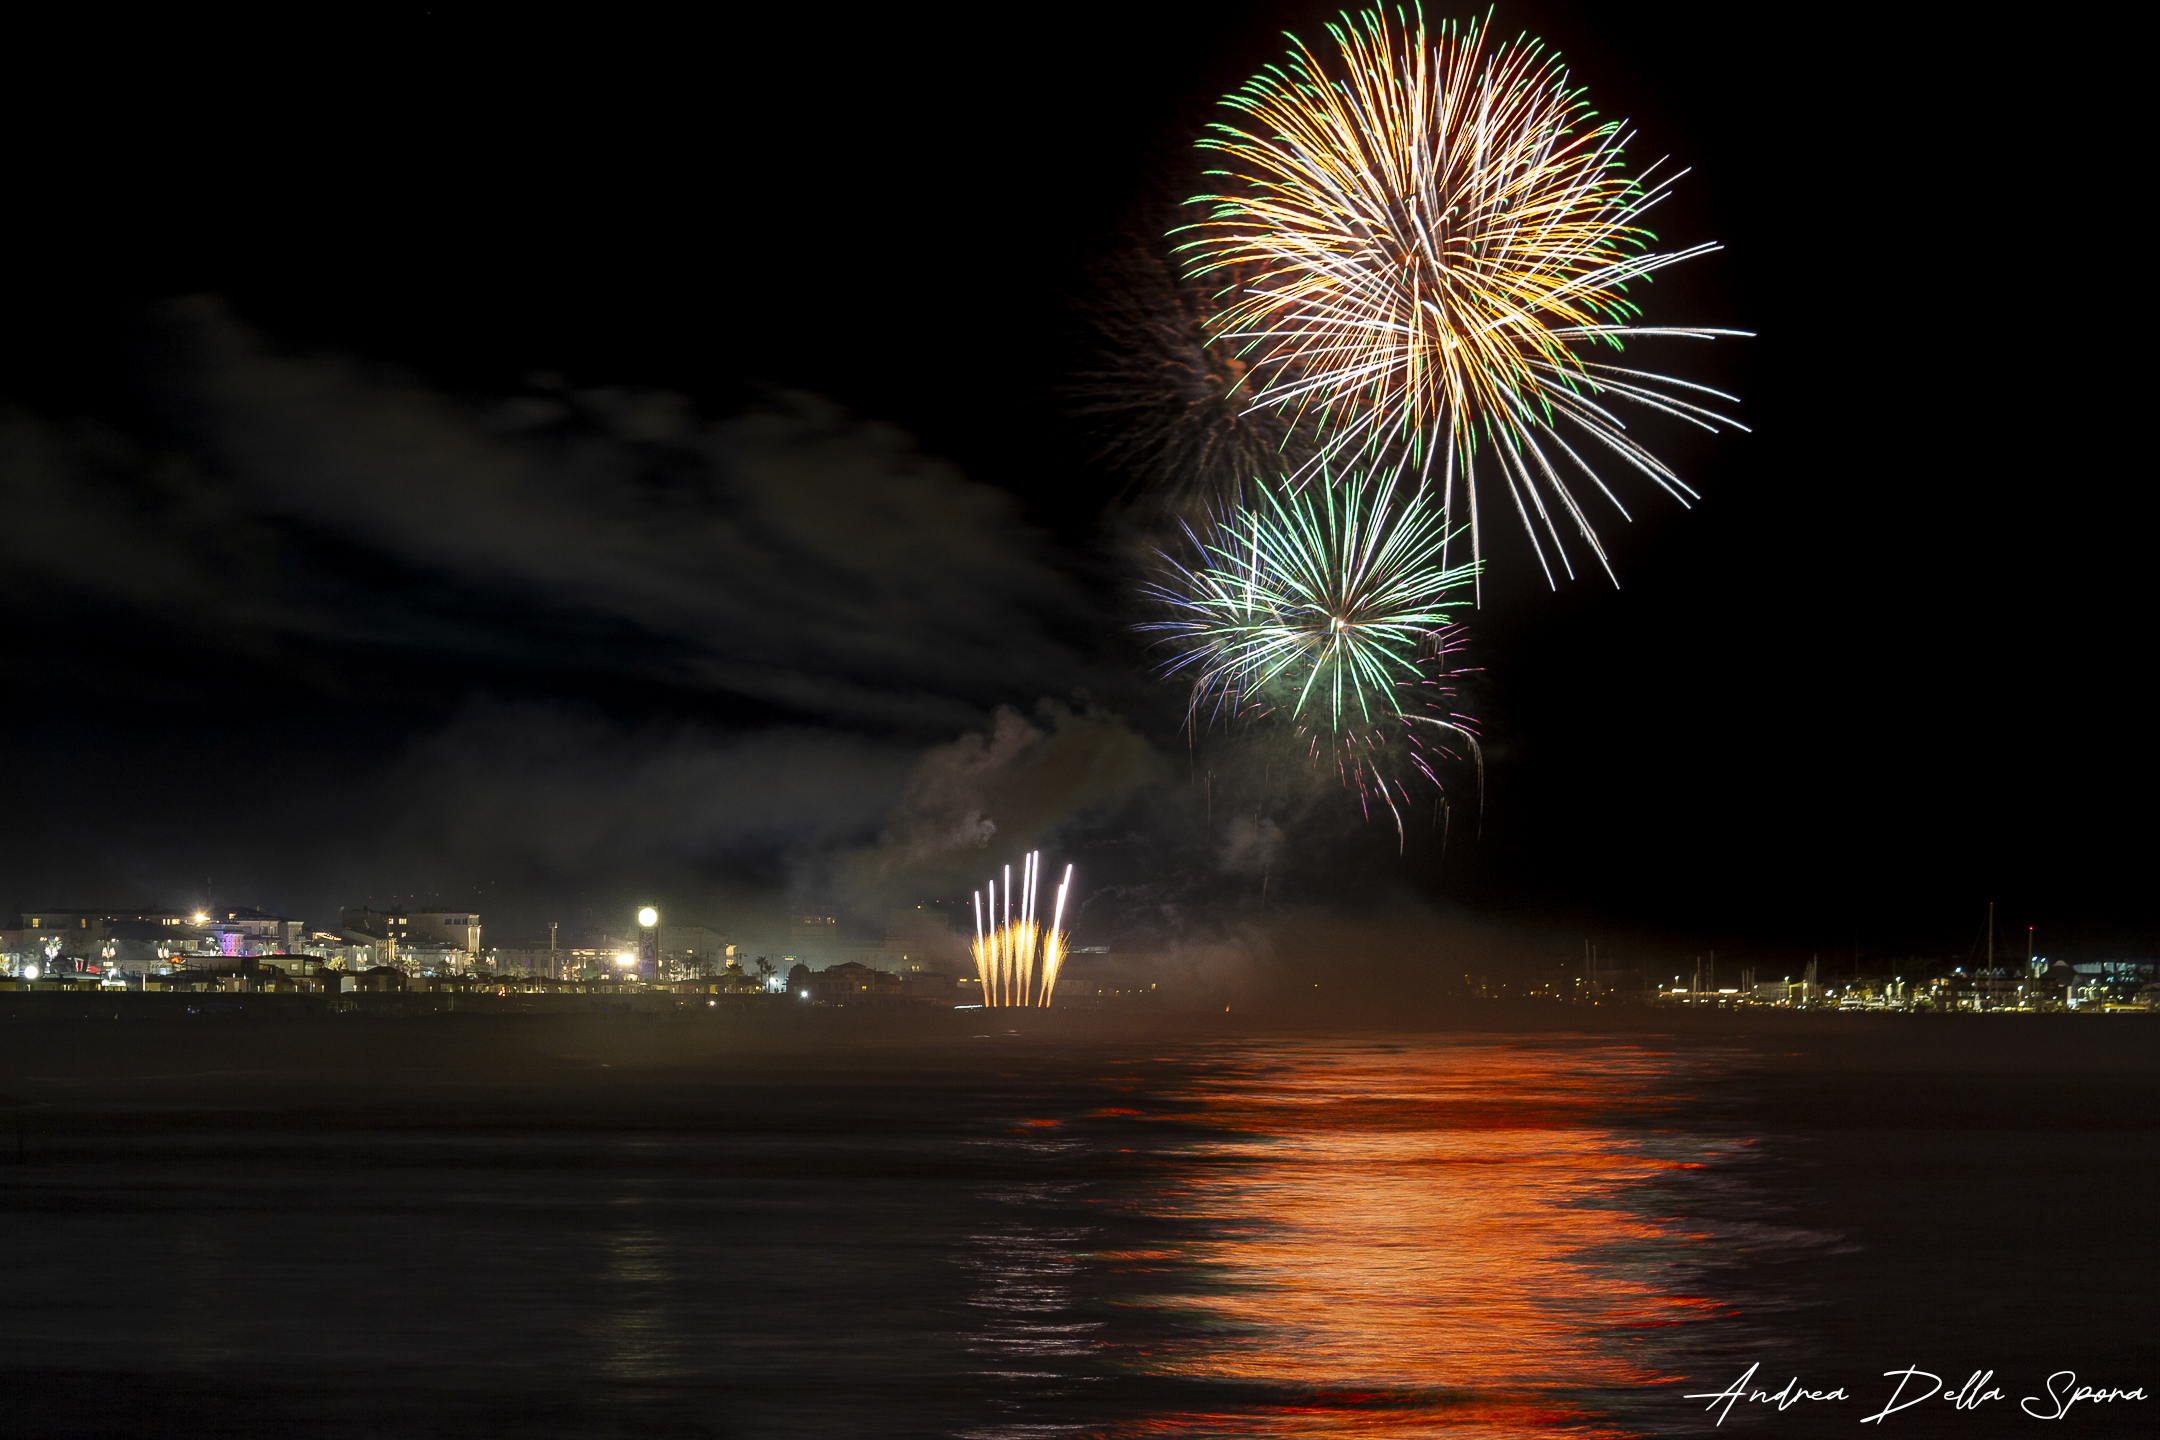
[971,851,1074,1008]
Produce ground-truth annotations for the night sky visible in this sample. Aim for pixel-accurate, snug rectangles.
[1,2,2145,965]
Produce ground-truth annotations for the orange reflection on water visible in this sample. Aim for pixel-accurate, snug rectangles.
[1111,1038,1732,1437]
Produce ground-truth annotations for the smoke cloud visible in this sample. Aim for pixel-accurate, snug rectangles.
[848,700,1164,898]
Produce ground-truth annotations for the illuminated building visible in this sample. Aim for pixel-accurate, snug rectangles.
[11,907,221,976]
[340,907,481,956]
[801,960,902,1004]
[290,932,381,971]
[657,925,733,978]
[16,907,198,959]
[882,902,965,976]
[786,910,842,968]
[201,906,306,957]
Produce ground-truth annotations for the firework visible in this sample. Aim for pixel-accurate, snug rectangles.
[1139,464,1480,838]
[971,851,1073,1007]
[1183,6,1746,586]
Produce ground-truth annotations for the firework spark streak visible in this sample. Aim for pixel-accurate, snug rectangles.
[971,852,1073,1007]
[1183,5,1747,588]
[1139,465,1480,841]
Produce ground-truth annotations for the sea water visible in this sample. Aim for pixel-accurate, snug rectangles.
[1,1014,2152,1437]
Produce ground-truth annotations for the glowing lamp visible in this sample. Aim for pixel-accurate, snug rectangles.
[614,953,637,969]
[637,907,658,928]
[23,964,39,980]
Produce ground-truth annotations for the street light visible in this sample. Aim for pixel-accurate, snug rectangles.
[637,907,658,929]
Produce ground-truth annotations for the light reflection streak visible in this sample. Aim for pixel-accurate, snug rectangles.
[587,1168,682,1384]
[956,1139,1111,1438]
[589,1223,679,1381]
[962,1176,1105,1362]
[1105,1039,1760,1437]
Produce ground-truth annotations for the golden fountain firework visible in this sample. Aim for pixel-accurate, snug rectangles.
[971,851,1073,1007]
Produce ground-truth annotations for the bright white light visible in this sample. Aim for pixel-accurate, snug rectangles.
[23,964,39,980]
[637,907,658,928]
[614,953,636,968]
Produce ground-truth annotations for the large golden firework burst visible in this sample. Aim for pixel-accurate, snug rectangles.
[1183,6,1746,587]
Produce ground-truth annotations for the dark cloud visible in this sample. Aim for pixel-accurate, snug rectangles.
[1,297,1105,728]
